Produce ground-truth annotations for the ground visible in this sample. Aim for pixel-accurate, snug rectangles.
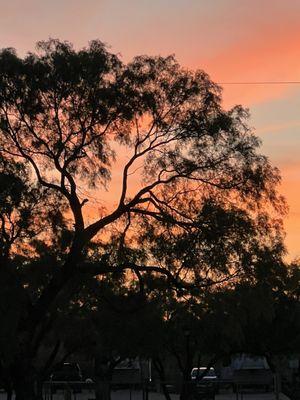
[0,389,291,400]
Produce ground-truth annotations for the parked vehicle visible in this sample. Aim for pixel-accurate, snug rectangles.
[50,362,83,381]
[231,355,273,392]
[191,367,218,381]
[191,367,219,395]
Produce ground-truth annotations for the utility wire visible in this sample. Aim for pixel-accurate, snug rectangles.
[217,81,300,85]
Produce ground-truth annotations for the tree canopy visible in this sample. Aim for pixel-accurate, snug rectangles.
[0,39,287,399]
[0,39,285,282]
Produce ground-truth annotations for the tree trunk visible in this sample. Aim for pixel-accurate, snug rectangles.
[1,372,13,400]
[265,354,281,400]
[153,358,172,400]
[13,378,36,400]
[36,379,44,400]
[95,379,111,400]
[11,357,41,400]
[94,355,113,400]
[180,381,191,400]
[179,366,193,400]
[6,388,13,400]
[179,357,193,399]
[12,377,44,400]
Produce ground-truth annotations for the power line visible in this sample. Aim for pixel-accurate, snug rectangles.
[217,81,300,85]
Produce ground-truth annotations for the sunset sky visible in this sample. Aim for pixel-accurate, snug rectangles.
[1,0,300,259]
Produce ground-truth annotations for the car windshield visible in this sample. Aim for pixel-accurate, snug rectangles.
[191,368,216,378]
[57,364,78,372]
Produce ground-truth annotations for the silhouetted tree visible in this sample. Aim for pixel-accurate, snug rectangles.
[0,39,285,399]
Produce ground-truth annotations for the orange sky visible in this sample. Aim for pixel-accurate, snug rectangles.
[1,0,300,259]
